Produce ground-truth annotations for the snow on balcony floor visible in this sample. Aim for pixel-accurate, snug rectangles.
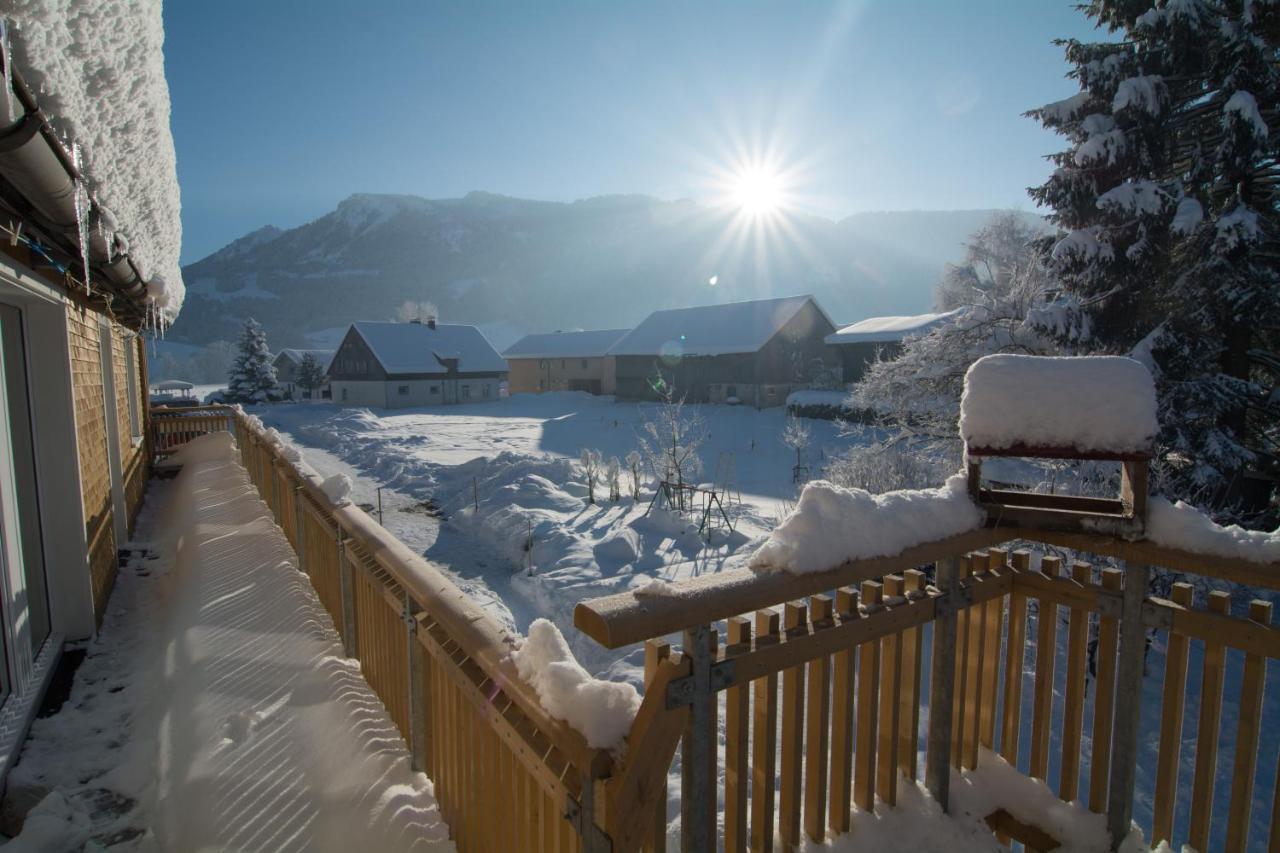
[2,434,453,851]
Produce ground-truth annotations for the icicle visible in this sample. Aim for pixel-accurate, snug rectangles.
[0,20,13,125]
[71,143,91,296]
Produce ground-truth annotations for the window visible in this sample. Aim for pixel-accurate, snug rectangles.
[539,359,548,369]
[561,359,566,369]
[124,334,142,443]
[462,385,471,400]
[341,388,348,401]
[726,385,737,398]
[482,384,491,398]
[398,385,409,395]
[429,385,439,394]
[581,359,588,369]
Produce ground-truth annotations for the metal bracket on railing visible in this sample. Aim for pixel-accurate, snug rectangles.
[931,582,974,615]
[666,659,735,709]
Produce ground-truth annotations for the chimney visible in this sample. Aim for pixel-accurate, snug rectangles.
[427,316,437,330]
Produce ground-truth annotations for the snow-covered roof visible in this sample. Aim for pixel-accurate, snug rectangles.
[349,321,508,375]
[609,295,830,357]
[503,329,630,360]
[8,0,184,320]
[960,354,1158,455]
[274,348,334,366]
[824,310,961,345]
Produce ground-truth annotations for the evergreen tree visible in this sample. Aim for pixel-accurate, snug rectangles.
[296,352,326,398]
[226,318,282,403]
[1028,0,1278,518]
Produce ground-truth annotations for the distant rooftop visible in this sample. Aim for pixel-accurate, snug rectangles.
[348,321,508,375]
[275,348,334,364]
[504,329,631,360]
[610,295,830,357]
[825,309,962,345]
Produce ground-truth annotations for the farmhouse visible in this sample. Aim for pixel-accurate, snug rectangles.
[825,309,961,383]
[273,347,334,400]
[503,328,629,395]
[328,319,508,408]
[611,294,838,406]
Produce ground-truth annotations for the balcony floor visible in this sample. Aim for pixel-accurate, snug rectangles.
[2,438,453,850]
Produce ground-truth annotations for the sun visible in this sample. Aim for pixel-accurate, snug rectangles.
[730,165,785,216]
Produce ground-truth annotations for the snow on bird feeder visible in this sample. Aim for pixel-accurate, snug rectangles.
[959,354,1157,536]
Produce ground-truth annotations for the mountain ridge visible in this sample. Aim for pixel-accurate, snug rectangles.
[172,191,1042,348]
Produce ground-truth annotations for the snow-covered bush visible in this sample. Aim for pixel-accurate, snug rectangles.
[625,450,642,500]
[606,456,621,502]
[824,439,957,494]
[580,448,602,504]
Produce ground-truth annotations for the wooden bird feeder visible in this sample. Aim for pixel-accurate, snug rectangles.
[966,442,1150,538]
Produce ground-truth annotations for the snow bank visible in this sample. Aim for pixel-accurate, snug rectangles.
[960,355,1157,454]
[750,474,983,574]
[321,472,354,506]
[7,0,184,319]
[1147,498,1280,564]
[512,619,641,751]
[168,430,236,466]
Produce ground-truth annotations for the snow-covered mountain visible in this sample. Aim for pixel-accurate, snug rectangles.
[172,192,1042,348]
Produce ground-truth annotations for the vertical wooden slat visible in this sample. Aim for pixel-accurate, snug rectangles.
[950,556,972,768]
[963,553,988,769]
[1000,550,1031,766]
[829,587,857,835]
[979,550,1005,753]
[804,596,832,843]
[1269,754,1280,853]
[899,570,925,781]
[1029,555,1060,782]
[724,621,750,853]
[1088,567,1122,813]
[1152,581,1194,844]
[1059,561,1091,803]
[643,639,672,853]
[878,575,904,804]
[680,625,717,852]
[779,601,807,851]
[1188,589,1231,852]
[751,609,781,852]
[854,581,882,812]
[1226,600,1271,853]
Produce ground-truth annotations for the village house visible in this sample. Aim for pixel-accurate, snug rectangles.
[0,7,174,782]
[327,319,508,408]
[610,294,838,406]
[503,328,629,395]
[273,347,334,400]
[824,309,961,384]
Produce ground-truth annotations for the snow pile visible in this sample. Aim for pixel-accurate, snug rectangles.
[750,474,983,574]
[321,472,354,506]
[959,355,1158,454]
[513,619,641,751]
[786,389,855,409]
[5,425,451,849]
[7,0,184,319]
[1147,498,1280,564]
[169,430,237,466]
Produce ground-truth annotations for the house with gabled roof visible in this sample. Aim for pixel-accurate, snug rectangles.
[503,328,630,395]
[328,318,508,408]
[273,347,335,400]
[824,309,961,383]
[610,294,838,406]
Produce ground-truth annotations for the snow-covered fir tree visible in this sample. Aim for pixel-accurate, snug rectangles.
[1028,0,1278,520]
[226,318,282,403]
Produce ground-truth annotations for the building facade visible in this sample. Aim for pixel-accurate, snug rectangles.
[611,295,838,406]
[327,320,508,409]
[273,348,334,400]
[503,329,629,395]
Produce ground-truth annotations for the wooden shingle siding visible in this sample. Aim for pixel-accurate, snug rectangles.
[65,303,120,621]
[113,328,148,533]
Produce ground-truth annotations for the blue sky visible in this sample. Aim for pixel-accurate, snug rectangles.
[164,1,1102,263]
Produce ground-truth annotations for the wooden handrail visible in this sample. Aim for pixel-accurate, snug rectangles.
[576,522,1280,649]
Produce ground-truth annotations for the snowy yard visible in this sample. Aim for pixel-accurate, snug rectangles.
[255,392,872,677]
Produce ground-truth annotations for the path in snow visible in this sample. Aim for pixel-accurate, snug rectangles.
[3,436,453,852]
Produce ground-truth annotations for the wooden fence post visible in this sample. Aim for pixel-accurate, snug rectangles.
[293,485,307,567]
[926,556,960,812]
[337,527,359,659]
[405,595,427,772]
[1106,561,1148,849]
[680,623,716,853]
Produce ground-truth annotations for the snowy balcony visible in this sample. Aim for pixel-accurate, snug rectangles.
[10,393,1279,852]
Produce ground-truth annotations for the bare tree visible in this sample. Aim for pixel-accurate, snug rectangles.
[638,386,706,508]
[580,448,602,504]
[625,450,643,499]
[782,415,812,483]
[606,456,621,502]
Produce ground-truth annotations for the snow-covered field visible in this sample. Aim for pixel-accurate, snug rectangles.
[255,392,871,678]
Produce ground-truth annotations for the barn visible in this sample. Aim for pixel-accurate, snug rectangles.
[327,319,507,408]
[503,328,630,395]
[824,309,961,384]
[611,295,838,406]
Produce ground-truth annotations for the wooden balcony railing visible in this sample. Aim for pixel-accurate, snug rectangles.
[150,404,234,460]
[153,407,1279,853]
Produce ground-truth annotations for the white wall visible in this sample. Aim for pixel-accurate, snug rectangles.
[330,380,387,408]
[334,378,503,409]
